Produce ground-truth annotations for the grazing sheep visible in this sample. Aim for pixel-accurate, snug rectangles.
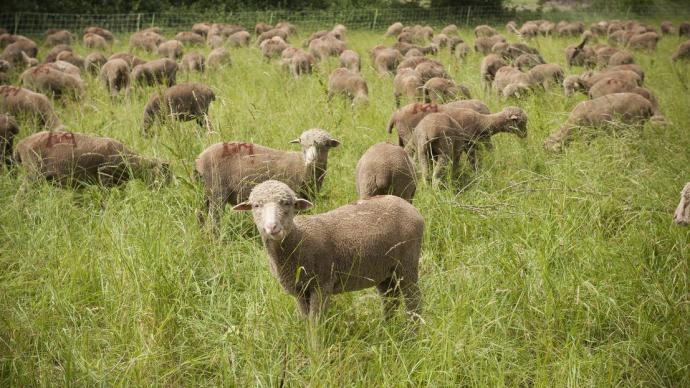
[539,21,556,35]
[46,60,80,76]
[474,25,497,37]
[1,38,39,67]
[207,47,232,69]
[43,44,71,63]
[563,69,642,97]
[674,183,690,226]
[544,93,654,152]
[356,142,416,202]
[141,82,215,134]
[415,107,527,186]
[528,63,564,88]
[260,36,288,60]
[157,40,184,60]
[453,41,471,59]
[432,33,449,48]
[385,22,404,37]
[415,60,450,83]
[558,21,584,36]
[396,56,429,73]
[332,24,347,41]
[55,50,84,69]
[83,32,107,49]
[99,58,130,97]
[607,64,645,81]
[131,58,177,87]
[441,24,458,36]
[13,130,169,186]
[195,128,340,228]
[587,77,663,120]
[180,51,205,73]
[392,42,437,56]
[565,32,596,68]
[627,32,660,50]
[84,52,107,75]
[328,68,368,106]
[474,35,506,55]
[258,28,289,45]
[0,114,19,167]
[339,50,360,72]
[130,31,164,52]
[0,86,63,130]
[373,48,403,73]
[679,22,690,38]
[20,64,84,100]
[284,49,314,77]
[480,54,507,89]
[45,30,73,47]
[660,21,674,35]
[192,23,211,37]
[255,23,272,36]
[492,66,532,97]
[84,27,114,43]
[393,68,423,107]
[109,52,146,68]
[175,31,205,46]
[276,21,297,36]
[672,40,690,61]
[423,77,471,104]
[232,180,424,322]
[514,53,545,71]
[228,31,251,47]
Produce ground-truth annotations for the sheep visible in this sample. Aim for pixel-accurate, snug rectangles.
[441,24,458,36]
[276,21,297,36]
[0,114,19,168]
[528,63,564,88]
[83,32,107,49]
[195,128,340,228]
[627,32,660,51]
[284,49,314,77]
[232,180,424,322]
[594,46,634,67]
[453,41,471,60]
[1,38,39,68]
[258,28,289,45]
[474,25,497,37]
[84,52,107,75]
[175,31,205,46]
[328,68,368,106]
[492,42,540,61]
[55,51,85,69]
[514,53,545,71]
[392,42,437,56]
[228,31,251,47]
[385,22,404,37]
[207,47,232,69]
[130,31,164,52]
[587,77,664,121]
[544,93,654,152]
[46,60,80,76]
[396,55,429,73]
[432,33,449,48]
[13,130,169,187]
[46,30,73,46]
[414,107,527,186]
[672,40,690,61]
[679,22,690,37]
[260,36,288,60]
[480,54,507,89]
[373,48,403,73]
[109,52,146,68]
[339,50,361,72]
[356,142,416,202]
[492,66,533,97]
[607,64,645,81]
[563,69,641,97]
[0,86,63,130]
[84,27,114,43]
[192,23,211,36]
[415,60,450,83]
[141,82,215,134]
[565,31,596,68]
[660,21,674,35]
[20,64,84,100]
[332,24,347,41]
[157,40,184,60]
[255,23,272,36]
[474,35,506,55]
[557,21,584,36]
[423,77,471,104]
[180,51,205,73]
[539,21,556,35]
[674,183,690,226]
[99,58,130,98]
[43,44,72,63]
[131,58,177,87]
[393,68,423,107]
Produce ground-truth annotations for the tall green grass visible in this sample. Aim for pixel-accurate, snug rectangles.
[1,26,689,386]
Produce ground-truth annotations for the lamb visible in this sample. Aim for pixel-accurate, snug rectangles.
[1,39,39,67]
[180,51,205,73]
[414,107,528,186]
[20,64,85,100]
[492,66,533,97]
[260,36,288,60]
[474,25,497,37]
[284,50,314,77]
[83,32,107,49]
[595,46,634,67]
[13,130,169,187]
[674,182,690,226]
[0,114,18,168]
[141,82,215,134]
[175,31,205,46]
[232,180,424,322]
[228,31,251,47]
[480,54,507,89]
[660,21,674,35]
[355,142,416,202]
[339,50,361,72]
[672,40,690,61]
[84,52,107,75]
[130,31,163,52]
[258,28,288,45]
[423,77,471,103]
[385,22,404,37]
[99,58,130,98]
[327,68,368,106]
[255,23,272,36]
[207,47,232,69]
[393,68,423,107]
[453,41,470,59]
[195,128,340,228]
[0,86,63,130]
[544,93,654,152]
[157,40,184,60]
[55,51,85,69]
[415,60,450,83]
[131,58,177,87]
[514,53,545,71]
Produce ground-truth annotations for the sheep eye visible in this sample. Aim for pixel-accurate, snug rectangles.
[253,203,260,208]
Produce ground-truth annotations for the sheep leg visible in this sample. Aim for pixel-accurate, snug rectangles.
[296,295,310,316]
[308,286,331,323]
[432,153,449,188]
[377,277,402,320]
[400,280,422,322]
[416,141,431,184]
[467,146,482,173]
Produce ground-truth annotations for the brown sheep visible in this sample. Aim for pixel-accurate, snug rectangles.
[283,49,314,77]
[83,32,107,49]
[423,77,471,104]
[385,22,404,37]
[258,28,289,45]
[660,21,674,35]
[131,58,177,87]
[373,48,403,73]
[46,30,73,46]
[175,31,205,46]
[356,142,416,202]
[558,21,584,36]
[679,22,690,38]
[627,32,660,50]
[109,52,146,68]
[587,77,663,121]
[528,64,564,88]
[207,47,232,69]
[43,44,72,63]
[563,69,642,97]
[84,52,107,75]
[192,23,211,37]
[480,54,507,89]
[595,46,634,67]
[474,35,506,55]
[20,64,84,100]
[180,52,205,73]
[157,40,183,60]
[393,68,423,107]
[261,36,288,60]
[55,51,84,69]
[415,60,450,83]
[544,93,654,152]
[607,64,645,81]
[514,53,545,71]
[328,68,368,106]
[339,50,360,72]
[228,31,251,47]
[255,23,272,36]
[474,25,497,37]
[142,82,215,134]
[672,40,690,61]
[453,41,471,59]
[99,58,130,98]
[441,24,458,36]
[195,129,340,228]
[392,42,437,56]
[565,31,596,68]
[674,183,690,226]
[0,114,19,167]
[415,107,527,186]
[84,27,114,43]
[1,38,38,68]
[396,55,429,73]
[130,31,164,52]
[232,180,424,322]
[13,130,169,186]
[0,86,63,130]
[492,66,532,97]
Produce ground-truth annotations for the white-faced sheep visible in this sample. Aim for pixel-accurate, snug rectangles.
[356,142,416,202]
[232,180,424,322]
[195,129,340,229]
[141,82,215,134]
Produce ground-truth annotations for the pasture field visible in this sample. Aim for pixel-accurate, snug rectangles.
[1,24,689,386]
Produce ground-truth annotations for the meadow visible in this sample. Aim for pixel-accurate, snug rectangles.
[1,22,689,386]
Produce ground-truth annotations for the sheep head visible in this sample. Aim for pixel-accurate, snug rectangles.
[289,128,340,166]
[502,107,528,138]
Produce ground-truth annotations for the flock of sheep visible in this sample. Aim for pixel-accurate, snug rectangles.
[0,17,689,323]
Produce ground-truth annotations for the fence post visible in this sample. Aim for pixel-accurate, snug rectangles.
[136,13,141,31]
[13,13,19,35]
[372,9,378,30]
[269,12,274,25]
[151,13,155,28]
[465,6,471,26]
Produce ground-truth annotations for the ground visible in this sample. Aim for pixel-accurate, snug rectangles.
[1,23,689,386]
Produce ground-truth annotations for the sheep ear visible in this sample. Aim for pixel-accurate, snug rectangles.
[328,139,341,148]
[232,202,253,211]
[294,199,313,211]
[289,139,300,144]
[509,114,519,120]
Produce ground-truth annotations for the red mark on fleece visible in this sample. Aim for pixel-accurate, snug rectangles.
[46,131,77,147]
[221,142,254,157]
[0,86,21,97]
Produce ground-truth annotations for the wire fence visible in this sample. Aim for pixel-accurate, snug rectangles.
[1,5,689,36]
